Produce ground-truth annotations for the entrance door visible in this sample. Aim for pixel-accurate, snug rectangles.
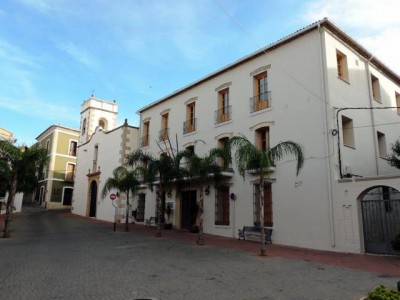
[254,183,273,227]
[361,186,400,255]
[89,181,97,217]
[63,188,73,206]
[137,194,145,222]
[181,190,197,230]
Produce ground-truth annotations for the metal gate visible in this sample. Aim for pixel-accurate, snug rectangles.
[361,187,400,255]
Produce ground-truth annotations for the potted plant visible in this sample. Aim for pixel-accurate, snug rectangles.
[163,203,173,230]
[366,285,400,300]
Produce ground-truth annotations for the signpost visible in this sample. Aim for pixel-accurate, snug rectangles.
[110,193,118,231]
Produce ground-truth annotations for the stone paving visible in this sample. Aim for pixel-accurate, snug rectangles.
[0,205,399,300]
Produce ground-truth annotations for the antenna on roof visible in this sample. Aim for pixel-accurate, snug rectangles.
[91,90,95,97]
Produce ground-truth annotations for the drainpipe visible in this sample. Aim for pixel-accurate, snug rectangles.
[365,57,380,176]
[318,22,336,247]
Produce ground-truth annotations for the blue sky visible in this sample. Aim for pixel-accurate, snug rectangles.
[1,0,399,145]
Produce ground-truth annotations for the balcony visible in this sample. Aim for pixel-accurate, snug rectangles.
[140,135,149,147]
[65,172,74,182]
[159,128,169,141]
[183,118,196,134]
[214,105,232,125]
[250,91,271,113]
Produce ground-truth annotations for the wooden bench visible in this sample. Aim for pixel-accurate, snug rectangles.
[238,226,273,244]
[145,217,157,227]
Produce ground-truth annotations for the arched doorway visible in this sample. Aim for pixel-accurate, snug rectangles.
[360,186,400,255]
[89,181,97,217]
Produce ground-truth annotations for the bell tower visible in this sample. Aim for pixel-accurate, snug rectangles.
[79,97,118,144]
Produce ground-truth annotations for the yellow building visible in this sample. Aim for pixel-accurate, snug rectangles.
[36,125,79,209]
[0,128,14,142]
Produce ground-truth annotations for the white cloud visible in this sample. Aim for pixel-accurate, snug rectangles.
[15,0,64,14]
[303,0,400,74]
[0,40,38,67]
[359,28,400,74]
[0,97,78,122]
[57,42,99,69]
[0,38,77,123]
[305,0,400,31]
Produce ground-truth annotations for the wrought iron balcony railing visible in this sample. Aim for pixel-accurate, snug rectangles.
[140,135,150,147]
[214,105,232,125]
[65,172,74,182]
[183,118,196,134]
[158,128,169,141]
[249,91,271,113]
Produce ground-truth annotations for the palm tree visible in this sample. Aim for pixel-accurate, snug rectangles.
[0,160,11,196]
[101,166,140,232]
[0,141,47,238]
[127,149,188,237]
[229,134,304,255]
[186,148,227,245]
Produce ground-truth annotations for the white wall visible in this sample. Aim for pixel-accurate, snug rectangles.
[136,25,400,253]
[0,192,23,214]
[72,125,139,223]
[139,29,336,251]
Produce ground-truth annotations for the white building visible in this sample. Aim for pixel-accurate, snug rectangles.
[136,18,400,255]
[72,97,139,223]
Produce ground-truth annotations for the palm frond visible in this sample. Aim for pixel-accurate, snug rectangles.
[126,149,154,167]
[101,166,140,198]
[269,141,304,175]
[229,135,261,177]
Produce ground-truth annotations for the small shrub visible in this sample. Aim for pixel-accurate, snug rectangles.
[391,233,400,252]
[367,285,400,300]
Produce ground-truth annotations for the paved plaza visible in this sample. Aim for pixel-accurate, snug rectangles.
[0,205,399,300]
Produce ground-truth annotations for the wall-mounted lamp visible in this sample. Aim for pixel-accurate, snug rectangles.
[230,193,236,200]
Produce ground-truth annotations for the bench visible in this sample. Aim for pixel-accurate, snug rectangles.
[238,226,273,244]
[145,217,157,227]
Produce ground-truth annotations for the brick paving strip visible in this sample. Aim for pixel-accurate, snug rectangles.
[62,212,400,277]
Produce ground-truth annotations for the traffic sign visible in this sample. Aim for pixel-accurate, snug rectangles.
[110,193,117,200]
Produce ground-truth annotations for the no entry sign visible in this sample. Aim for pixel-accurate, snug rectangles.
[110,193,117,200]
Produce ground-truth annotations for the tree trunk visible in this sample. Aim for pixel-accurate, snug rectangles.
[197,185,204,245]
[3,171,17,238]
[155,189,162,237]
[125,193,130,232]
[259,173,266,256]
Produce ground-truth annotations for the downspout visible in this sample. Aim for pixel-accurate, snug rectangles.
[318,22,336,247]
[137,111,143,150]
[365,57,380,175]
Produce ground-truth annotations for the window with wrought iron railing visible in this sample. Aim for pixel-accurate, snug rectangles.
[214,105,232,124]
[159,128,169,141]
[141,135,150,147]
[215,186,230,225]
[183,118,196,134]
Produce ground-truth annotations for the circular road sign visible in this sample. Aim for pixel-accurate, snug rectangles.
[110,193,117,200]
